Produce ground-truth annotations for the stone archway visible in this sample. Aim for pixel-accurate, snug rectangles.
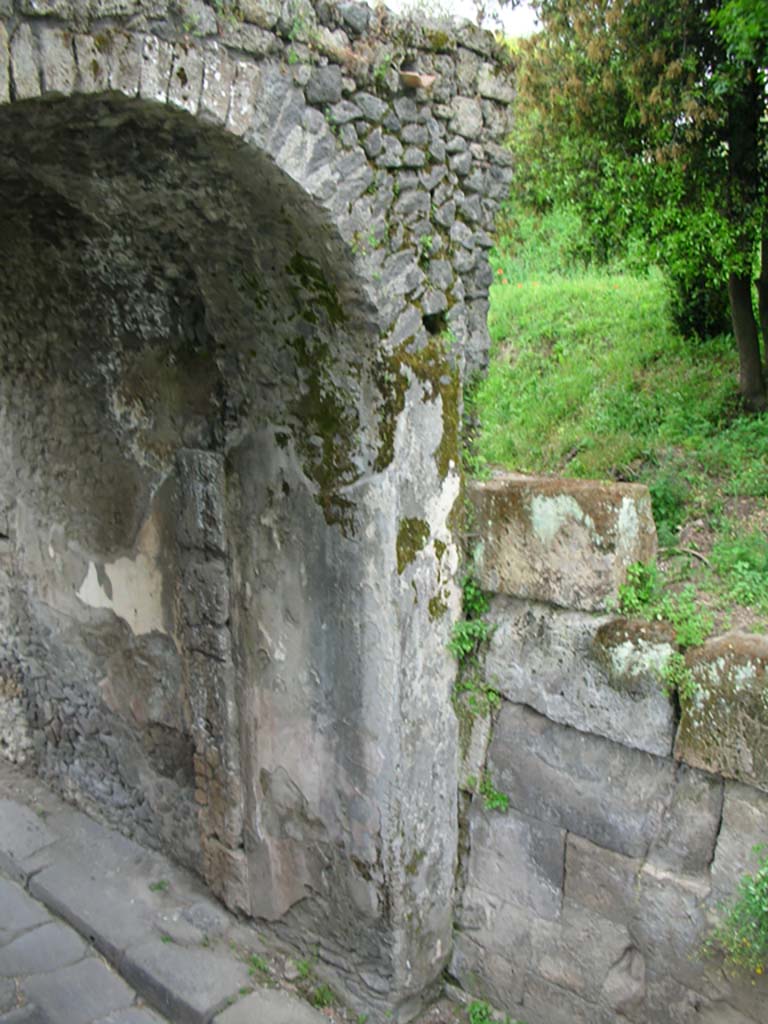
[0,3,514,1018]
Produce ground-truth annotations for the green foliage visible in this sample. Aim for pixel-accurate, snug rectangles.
[660,652,699,703]
[468,1002,494,1024]
[461,574,490,619]
[618,564,713,649]
[467,998,526,1024]
[466,773,510,813]
[648,469,689,548]
[295,957,313,979]
[711,531,768,613]
[454,665,501,717]
[449,575,492,662]
[511,0,768,405]
[148,880,169,893]
[448,619,491,661]
[704,845,768,976]
[311,984,335,1008]
[474,261,736,480]
[617,562,662,615]
[248,954,270,977]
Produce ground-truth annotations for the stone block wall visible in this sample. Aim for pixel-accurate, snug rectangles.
[453,474,768,1024]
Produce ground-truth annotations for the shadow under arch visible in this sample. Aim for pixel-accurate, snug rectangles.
[0,90,456,1012]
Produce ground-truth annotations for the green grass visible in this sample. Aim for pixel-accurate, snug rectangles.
[471,207,768,636]
[473,271,736,481]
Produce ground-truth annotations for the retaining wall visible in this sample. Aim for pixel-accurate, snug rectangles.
[453,475,768,1024]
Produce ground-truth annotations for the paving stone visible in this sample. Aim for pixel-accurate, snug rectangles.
[21,959,134,1024]
[0,1006,51,1024]
[94,1010,165,1024]
[29,864,152,965]
[0,922,85,977]
[0,977,16,1013]
[119,938,249,1024]
[214,988,328,1024]
[0,879,51,941]
[0,802,55,882]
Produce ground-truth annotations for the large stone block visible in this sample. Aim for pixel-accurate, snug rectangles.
[461,804,565,922]
[675,634,768,792]
[647,763,723,877]
[456,898,635,1024]
[10,23,40,100]
[565,833,641,924]
[486,598,676,756]
[0,23,9,102]
[521,975,614,1024]
[710,780,768,904]
[468,475,656,611]
[529,901,639,1009]
[565,835,719,1001]
[489,703,676,857]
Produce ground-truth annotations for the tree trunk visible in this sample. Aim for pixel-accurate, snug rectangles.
[726,69,765,411]
[757,231,768,372]
[729,271,767,411]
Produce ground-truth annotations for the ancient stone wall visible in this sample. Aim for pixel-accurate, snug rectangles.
[454,475,768,1024]
[0,2,514,1020]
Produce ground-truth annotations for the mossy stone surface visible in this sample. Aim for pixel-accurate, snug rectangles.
[675,633,768,793]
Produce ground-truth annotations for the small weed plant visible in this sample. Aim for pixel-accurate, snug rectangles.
[659,653,698,704]
[248,954,270,977]
[617,561,713,700]
[468,1002,494,1024]
[704,845,768,977]
[466,772,509,813]
[295,957,313,979]
[467,998,526,1024]
[449,575,492,663]
[311,983,335,1008]
[618,562,712,643]
[454,664,501,716]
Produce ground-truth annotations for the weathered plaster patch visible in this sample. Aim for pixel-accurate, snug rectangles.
[77,516,166,635]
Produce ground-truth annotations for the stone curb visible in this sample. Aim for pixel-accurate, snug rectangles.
[0,761,327,1024]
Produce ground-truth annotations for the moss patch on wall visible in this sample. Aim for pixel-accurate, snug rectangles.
[374,334,460,479]
[397,517,430,574]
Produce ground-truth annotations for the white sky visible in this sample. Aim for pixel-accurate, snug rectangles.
[380,0,540,36]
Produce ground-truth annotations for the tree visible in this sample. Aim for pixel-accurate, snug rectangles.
[508,0,768,411]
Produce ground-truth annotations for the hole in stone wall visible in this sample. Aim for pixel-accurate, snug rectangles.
[423,311,447,335]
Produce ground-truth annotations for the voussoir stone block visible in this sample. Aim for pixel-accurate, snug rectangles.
[469,475,657,611]
[674,633,768,792]
[486,598,676,756]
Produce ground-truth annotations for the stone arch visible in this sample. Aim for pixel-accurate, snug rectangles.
[0,2,516,1017]
[0,6,479,1015]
